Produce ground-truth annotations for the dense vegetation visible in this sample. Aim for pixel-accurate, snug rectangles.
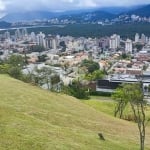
[0,23,150,38]
[23,24,150,38]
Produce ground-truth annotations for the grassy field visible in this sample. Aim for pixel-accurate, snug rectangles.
[0,75,150,150]
[83,98,116,116]
[83,96,150,118]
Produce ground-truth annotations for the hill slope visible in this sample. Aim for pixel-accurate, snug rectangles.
[1,11,58,22]
[127,4,150,17]
[0,75,150,150]
[0,21,11,28]
[59,11,116,22]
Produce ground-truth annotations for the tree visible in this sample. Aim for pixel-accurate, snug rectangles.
[0,64,11,74]
[35,67,53,90]
[64,80,89,99]
[85,70,105,81]
[51,75,61,91]
[112,86,128,118]
[8,67,23,79]
[81,59,99,74]
[126,84,146,150]
[7,55,25,67]
[113,83,149,150]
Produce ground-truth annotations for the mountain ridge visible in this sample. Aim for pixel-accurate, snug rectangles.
[1,5,149,22]
[126,4,150,17]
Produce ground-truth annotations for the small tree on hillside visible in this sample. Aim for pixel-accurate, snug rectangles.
[7,55,25,67]
[64,80,89,99]
[35,67,53,90]
[127,84,147,150]
[113,83,150,150]
[112,86,128,119]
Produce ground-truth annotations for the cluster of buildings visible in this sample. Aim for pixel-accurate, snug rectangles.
[1,28,150,98]
[11,14,150,26]
[109,33,150,52]
[112,14,150,23]
[1,29,59,50]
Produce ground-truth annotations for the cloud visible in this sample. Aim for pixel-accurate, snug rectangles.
[0,0,150,13]
[0,0,5,11]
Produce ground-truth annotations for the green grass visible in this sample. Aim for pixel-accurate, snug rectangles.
[83,99,115,116]
[84,96,150,118]
[0,75,150,150]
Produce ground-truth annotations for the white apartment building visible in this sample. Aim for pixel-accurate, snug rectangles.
[125,39,133,53]
[109,34,120,49]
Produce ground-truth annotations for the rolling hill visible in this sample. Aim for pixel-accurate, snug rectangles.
[127,4,150,17]
[59,11,116,22]
[0,75,150,150]
[1,11,59,22]
[1,10,116,23]
[0,21,11,28]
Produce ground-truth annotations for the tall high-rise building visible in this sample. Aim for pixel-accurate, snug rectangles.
[135,33,139,43]
[141,34,146,43]
[30,32,36,42]
[148,38,150,45]
[109,34,120,49]
[125,39,133,53]
[36,32,46,48]
[4,31,10,39]
[45,35,58,49]
[99,38,109,49]
[22,28,28,38]
[15,29,22,40]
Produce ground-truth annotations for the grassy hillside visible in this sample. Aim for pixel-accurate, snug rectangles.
[83,98,150,120]
[0,75,150,150]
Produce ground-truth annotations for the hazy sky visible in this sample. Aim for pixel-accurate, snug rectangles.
[0,0,150,14]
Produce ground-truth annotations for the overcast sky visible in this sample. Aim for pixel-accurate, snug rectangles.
[0,0,150,15]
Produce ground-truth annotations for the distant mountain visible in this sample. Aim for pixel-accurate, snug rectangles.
[100,6,141,14]
[0,21,11,28]
[59,11,116,22]
[1,5,149,23]
[127,4,150,17]
[1,10,116,23]
[1,11,60,22]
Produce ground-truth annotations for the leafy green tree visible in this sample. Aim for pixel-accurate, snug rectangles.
[64,80,89,99]
[85,70,105,81]
[0,64,11,74]
[35,67,53,90]
[51,75,60,88]
[7,55,25,67]
[32,67,61,92]
[126,83,147,150]
[91,70,105,80]
[8,67,23,79]
[81,59,99,73]
[113,83,150,150]
[112,86,128,118]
